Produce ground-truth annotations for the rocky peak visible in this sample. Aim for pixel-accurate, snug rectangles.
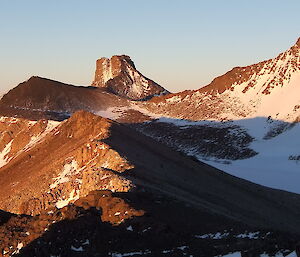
[296,37,300,47]
[198,37,300,96]
[92,55,133,88]
[25,76,62,86]
[62,110,112,139]
[92,55,168,100]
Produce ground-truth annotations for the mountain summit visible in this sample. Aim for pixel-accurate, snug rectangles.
[147,37,300,121]
[91,55,168,100]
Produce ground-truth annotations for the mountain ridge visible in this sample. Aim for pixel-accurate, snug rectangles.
[1,111,300,234]
[145,37,300,122]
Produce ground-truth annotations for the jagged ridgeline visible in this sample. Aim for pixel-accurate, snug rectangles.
[0,38,300,257]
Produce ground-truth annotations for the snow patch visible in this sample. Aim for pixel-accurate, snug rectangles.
[11,242,24,255]
[24,120,60,152]
[55,189,80,209]
[50,160,79,189]
[111,250,152,257]
[96,107,128,120]
[71,245,84,252]
[236,231,260,239]
[285,252,297,257]
[218,252,241,257]
[195,232,229,239]
[126,225,133,231]
[0,140,13,168]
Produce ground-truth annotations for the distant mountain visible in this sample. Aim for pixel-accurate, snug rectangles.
[0,76,130,120]
[92,55,169,100]
[146,37,300,122]
[0,55,169,120]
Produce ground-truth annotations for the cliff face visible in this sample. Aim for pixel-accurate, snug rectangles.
[92,55,168,100]
[92,55,134,88]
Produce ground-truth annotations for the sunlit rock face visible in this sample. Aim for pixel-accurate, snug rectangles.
[0,111,135,215]
[92,55,168,100]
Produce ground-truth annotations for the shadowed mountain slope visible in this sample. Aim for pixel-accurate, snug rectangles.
[1,190,299,257]
[1,111,299,234]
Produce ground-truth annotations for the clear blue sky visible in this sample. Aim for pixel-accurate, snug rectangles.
[0,0,299,94]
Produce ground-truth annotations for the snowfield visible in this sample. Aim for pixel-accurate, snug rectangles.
[130,39,300,195]
[202,119,300,194]
[94,103,300,194]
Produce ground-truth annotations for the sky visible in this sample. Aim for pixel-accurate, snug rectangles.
[0,0,299,95]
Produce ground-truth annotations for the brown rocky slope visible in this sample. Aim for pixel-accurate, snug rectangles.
[0,111,134,215]
[0,111,300,256]
[1,111,300,234]
[0,76,130,120]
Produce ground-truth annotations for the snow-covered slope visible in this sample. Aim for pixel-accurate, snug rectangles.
[204,120,300,193]
[0,116,60,169]
[146,37,300,122]
[217,38,300,122]
[130,37,300,194]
